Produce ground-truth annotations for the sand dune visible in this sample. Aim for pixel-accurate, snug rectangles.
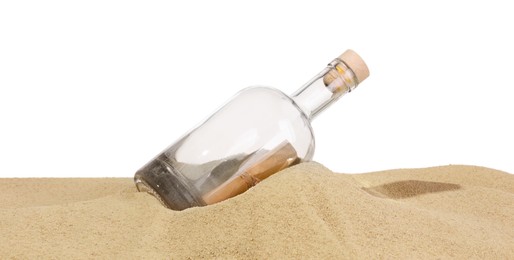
[1,162,513,259]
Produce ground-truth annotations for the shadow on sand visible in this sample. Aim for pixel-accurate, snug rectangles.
[362,180,461,199]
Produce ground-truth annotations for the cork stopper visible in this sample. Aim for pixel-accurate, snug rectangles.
[338,49,370,83]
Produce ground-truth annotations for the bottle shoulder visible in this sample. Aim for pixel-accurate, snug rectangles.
[236,86,307,116]
[235,86,289,98]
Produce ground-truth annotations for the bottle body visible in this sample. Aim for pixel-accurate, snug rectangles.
[135,87,315,210]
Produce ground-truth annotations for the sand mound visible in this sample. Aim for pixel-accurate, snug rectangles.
[1,163,513,259]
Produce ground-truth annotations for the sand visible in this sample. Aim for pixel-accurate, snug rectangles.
[1,163,513,259]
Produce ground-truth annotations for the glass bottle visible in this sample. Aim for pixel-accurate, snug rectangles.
[134,50,370,210]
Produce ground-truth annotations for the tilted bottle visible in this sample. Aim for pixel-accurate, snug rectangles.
[134,49,370,210]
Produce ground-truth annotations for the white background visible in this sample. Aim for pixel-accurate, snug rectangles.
[1,1,513,177]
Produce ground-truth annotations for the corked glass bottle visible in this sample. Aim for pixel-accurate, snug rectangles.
[134,50,370,210]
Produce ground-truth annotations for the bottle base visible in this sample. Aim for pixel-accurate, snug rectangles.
[134,156,205,210]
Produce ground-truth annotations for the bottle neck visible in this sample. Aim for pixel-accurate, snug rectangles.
[292,59,359,120]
